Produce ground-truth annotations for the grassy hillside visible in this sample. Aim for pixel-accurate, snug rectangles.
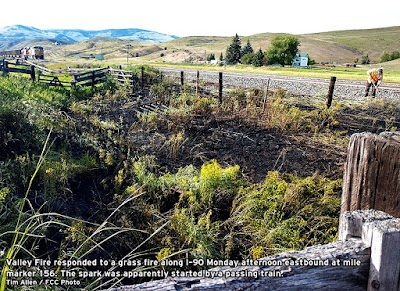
[37,26,400,72]
[148,27,400,65]
[302,26,400,63]
[305,26,400,61]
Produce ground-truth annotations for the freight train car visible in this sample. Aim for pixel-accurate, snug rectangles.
[0,46,44,60]
[0,49,21,58]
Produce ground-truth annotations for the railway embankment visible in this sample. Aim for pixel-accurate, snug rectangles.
[160,68,400,100]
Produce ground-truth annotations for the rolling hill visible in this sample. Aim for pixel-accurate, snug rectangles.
[300,26,400,63]
[159,27,400,65]
[1,24,399,68]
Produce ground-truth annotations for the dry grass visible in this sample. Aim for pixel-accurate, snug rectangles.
[40,26,400,72]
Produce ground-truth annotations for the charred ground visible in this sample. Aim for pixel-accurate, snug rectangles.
[68,87,399,185]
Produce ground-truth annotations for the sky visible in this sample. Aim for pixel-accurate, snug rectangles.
[0,0,398,37]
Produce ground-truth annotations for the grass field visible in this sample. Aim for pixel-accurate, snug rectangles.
[43,56,400,84]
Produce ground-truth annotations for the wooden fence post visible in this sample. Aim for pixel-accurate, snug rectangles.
[326,76,336,108]
[367,219,400,291]
[2,60,8,75]
[218,72,223,104]
[30,65,36,81]
[341,132,400,218]
[338,210,400,291]
[196,70,199,98]
[180,71,184,87]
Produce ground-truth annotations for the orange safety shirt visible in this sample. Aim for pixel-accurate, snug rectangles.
[367,69,383,83]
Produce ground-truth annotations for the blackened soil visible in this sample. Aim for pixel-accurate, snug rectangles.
[153,116,347,182]
[70,99,379,184]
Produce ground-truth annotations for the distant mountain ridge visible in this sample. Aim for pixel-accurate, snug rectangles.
[0,24,178,48]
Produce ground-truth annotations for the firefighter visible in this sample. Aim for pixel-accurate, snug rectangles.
[365,68,383,97]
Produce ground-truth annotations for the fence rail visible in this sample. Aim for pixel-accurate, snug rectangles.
[71,67,109,87]
[1,59,36,80]
[38,72,70,87]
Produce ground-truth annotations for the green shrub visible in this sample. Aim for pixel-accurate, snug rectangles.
[169,208,221,259]
[262,92,318,132]
[230,171,341,257]
[0,107,38,160]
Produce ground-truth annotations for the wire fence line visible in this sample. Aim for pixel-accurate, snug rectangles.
[2,59,400,109]
[159,68,400,101]
[2,59,399,134]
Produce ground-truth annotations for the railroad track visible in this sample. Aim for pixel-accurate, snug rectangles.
[158,68,400,92]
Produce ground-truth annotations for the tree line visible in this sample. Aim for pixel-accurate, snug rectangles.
[219,34,312,67]
[380,50,400,63]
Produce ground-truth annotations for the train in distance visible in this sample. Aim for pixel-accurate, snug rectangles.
[0,46,44,60]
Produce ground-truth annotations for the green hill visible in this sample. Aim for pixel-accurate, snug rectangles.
[301,26,400,63]
[40,26,400,69]
[157,26,400,65]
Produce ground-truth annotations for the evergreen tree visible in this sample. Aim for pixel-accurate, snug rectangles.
[242,39,254,56]
[225,34,242,64]
[252,48,264,67]
[207,53,216,61]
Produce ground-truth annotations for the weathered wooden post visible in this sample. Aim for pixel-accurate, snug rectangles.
[71,74,77,87]
[341,132,400,218]
[367,218,400,291]
[218,72,223,104]
[30,65,36,81]
[196,70,199,98]
[180,71,184,87]
[338,210,400,291]
[326,76,336,108]
[262,78,270,113]
[2,60,8,75]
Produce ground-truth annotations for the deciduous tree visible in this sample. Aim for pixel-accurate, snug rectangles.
[265,36,299,66]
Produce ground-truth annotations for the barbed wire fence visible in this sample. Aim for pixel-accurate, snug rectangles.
[2,59,400,133]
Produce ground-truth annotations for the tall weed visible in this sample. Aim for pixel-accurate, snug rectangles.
[229,171,341,257]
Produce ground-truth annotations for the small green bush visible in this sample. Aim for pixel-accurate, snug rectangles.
[230,171,341,257]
